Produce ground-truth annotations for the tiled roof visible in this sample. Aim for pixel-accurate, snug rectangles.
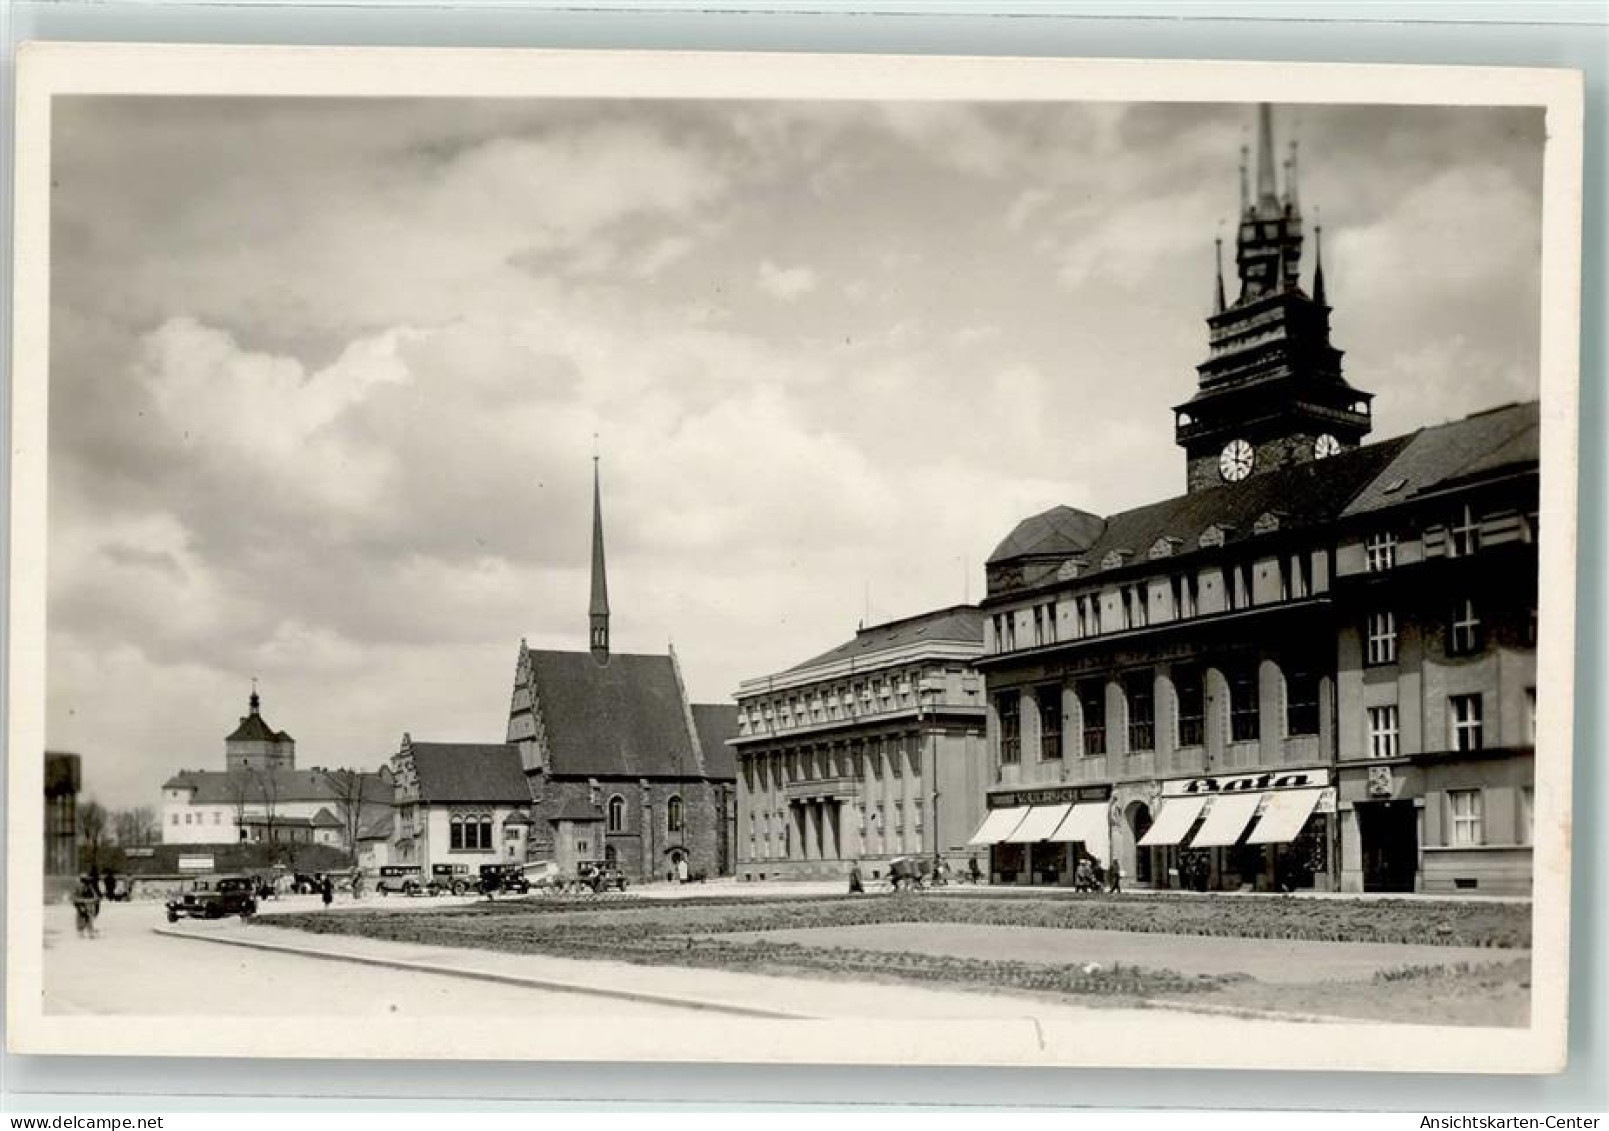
[502,809,534,827]
[783,605,985,674]
[986,506,1106,566]
[226,713,290,744]
[408,743,530,804]
[356,814,394,840]
[310,806,342,828]
[691,704,739,779]
[160,769,393,806]
[1342,402,1539,517]
[523,650,711,779]
[544,796,605,823]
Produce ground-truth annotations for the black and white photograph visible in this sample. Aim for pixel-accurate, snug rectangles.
[6,45,1582,1072]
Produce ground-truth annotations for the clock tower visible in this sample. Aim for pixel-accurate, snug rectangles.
[1174,104,1373,493]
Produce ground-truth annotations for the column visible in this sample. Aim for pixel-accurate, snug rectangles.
[823,801,839,861]
[803,802,819,861]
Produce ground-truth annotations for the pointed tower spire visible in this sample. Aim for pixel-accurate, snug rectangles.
[1213,237,1227,314]
[1255,103,1278,206]
[249,677,260,715]
[1313,223,1328,306]
[1238,144,1250,214]
[1285,138,1300,215]
[588,445,610,665]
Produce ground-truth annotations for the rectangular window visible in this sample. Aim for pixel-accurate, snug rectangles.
[1125,671,1155,752]
[998,693,1021,765]
[1226,563,1251,611]
[172,813,179,825]
[1032,606,1045,647]
[1229,663,1260,743]
[1079,680,1106,756]
[1290,553,1311,599]
[1448,789,1483,847]
[1087,595,1102,636]
[1126,586,1148,629]
[1450,505,1482,557]
[913,799,924,831]
[1365,532,1398,572]
[1368,705,1399,758]
[1175,665,1205,747]
[1038,687,1063,760]
[1451,694,1484,752]
[1450,599,1482,656]
[1285,663,1320,737]
[1366,611,1398,665]
[1172,573,1198,620]
[1042,603,1058,645]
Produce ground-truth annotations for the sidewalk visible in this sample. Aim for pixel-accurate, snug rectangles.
[157,917,1327,1025]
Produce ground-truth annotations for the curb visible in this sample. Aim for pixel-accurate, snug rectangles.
[154,925,804,1019]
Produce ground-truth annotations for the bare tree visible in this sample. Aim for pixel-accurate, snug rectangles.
[112,805,159,847]
[258,767,283,861]
[326,768,375,866]
[227,771,256,842]
[76,800,109,873]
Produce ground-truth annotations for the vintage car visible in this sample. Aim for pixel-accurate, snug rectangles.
[165,875,259,922]
[375,865,426,896]
[428,863,472,897]
[576,859,628,894]
[477,863,530,896]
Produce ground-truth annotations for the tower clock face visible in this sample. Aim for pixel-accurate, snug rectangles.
[1219,439,1255,482]
[1314,433,1342,459]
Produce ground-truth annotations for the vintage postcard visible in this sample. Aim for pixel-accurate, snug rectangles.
[6,43,1582,1072]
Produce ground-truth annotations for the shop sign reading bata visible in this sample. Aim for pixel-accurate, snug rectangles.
[1162,770,1331,797]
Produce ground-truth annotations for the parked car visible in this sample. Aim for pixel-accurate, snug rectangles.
[576,859,628,894]
[477,863,530,897]
[165,875,259,922]
[375,865,425,896]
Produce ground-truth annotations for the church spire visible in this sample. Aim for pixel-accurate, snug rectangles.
[1255,102,1278,207]
[1213,237,1227,314]
[588,448,610,664]
[249,678,260,715]
[1313,223,1328,307]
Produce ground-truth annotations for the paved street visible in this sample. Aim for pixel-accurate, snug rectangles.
[41,899,694,1017]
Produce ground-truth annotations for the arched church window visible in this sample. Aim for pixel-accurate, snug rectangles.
[607,795,625,833]
[667,795,684,834]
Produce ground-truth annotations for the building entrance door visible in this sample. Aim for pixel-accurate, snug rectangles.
[1357,800,1417,893]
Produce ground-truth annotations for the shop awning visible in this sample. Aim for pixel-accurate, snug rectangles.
[1245,788,1325,845]
[966,805,1030,846]
[1005,804,1072,843]
[1188,792,1264,848]
[1137,795,1208,848]
[1047,801,1107,845]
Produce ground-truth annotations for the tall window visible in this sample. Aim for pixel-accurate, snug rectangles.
[998,693,1021,764]
[1451,694,1484,752]
[1368,705,1400,759]
[1172,573,1198,620]
[667,795,684,833]
[1526,687,1537,744]
[1079,680,1106,756]
[1289,553,1311,600]
[1448,789,1483,846]
[1366,611,1398,665]
[1125,671,1155,752]
[1365,531,1398,572]
[1449,599,1482,656]
[607,795,625,833]
[1038,687,1063,760]
[1032,605,1045,647]
[1175,665,1205,747]
[1285,663,1320,737]
[1125,585,1148,629]
[1041,603,1057,645]
[1226,563,1252,611]
[1450,505,1482,557]
[1229,663,1260,743]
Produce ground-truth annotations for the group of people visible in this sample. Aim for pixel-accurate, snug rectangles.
[72,874,103,937]
[845,854,986,894]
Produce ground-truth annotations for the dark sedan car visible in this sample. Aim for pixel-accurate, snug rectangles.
[165,875,259,922]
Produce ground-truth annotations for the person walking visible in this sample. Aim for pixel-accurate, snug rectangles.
[967,854,982,885]
[676,856,690,885]
[848,860,865,895]
[73,875,101,938]
[1106,858,1123,894]
[320,874,334,908]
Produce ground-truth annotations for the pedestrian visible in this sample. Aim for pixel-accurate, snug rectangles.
[320,875,333,908]
[1106,858,1123,894]
[967,854,982,885]
[73,874,101,938]
[350,870,364,900]
[676,856,690,885]
[848,860,865,895]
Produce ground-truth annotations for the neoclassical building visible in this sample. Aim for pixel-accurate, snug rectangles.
[505,460,738,882]
[973,105,1537,895]
[731,606,989,881]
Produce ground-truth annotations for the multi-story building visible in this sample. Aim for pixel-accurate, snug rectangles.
[388,736,533,883]
[505,460,738,882]
[44,751,81,877]
[972,105,1537,895]
[731,606,989,881]
[1332,404,1538,894]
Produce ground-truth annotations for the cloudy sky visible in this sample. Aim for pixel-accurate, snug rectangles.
[46,96,1544,808]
